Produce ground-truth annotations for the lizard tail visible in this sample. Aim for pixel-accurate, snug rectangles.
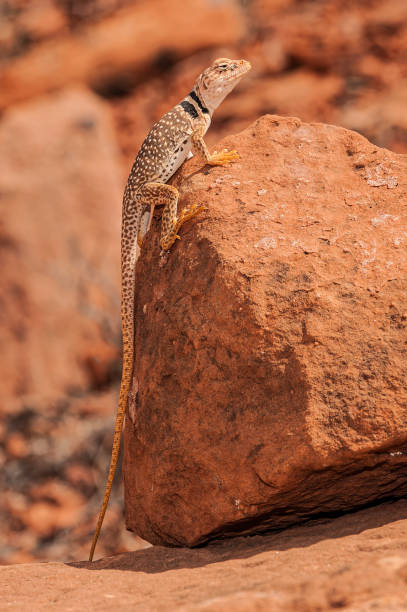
[89,201,138,562]
[88,343,133,562]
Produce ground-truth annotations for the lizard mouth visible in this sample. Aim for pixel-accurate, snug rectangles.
[229,60,251,80]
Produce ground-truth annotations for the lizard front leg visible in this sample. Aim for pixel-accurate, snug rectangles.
[192,126,239,166]
[138,182,205,251]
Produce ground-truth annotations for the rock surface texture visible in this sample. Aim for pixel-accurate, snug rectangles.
[124,114,407,547]
[2,501,407,611]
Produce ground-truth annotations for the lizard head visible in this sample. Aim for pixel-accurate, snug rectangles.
[195,58,251,113]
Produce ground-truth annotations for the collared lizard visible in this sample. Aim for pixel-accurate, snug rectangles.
[89,57,251,561]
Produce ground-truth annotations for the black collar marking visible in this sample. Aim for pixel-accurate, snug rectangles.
[189,90,209,114]
[180,100,198,119]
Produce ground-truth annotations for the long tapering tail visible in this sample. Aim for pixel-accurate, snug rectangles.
[88,361,132,561]
[89,196,139,562]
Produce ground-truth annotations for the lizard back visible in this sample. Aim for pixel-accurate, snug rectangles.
[127,105,209,192]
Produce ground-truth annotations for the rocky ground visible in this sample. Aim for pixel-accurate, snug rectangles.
[1,0,407,579]
[2,500,407,611]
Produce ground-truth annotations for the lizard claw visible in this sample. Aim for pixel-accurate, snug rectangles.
[175,203,206,231]
[208,148,240,166]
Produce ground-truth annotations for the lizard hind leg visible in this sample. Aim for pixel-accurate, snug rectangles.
[162,202,207,251]
[139,181,205,251]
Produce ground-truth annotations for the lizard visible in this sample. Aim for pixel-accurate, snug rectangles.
[89,57,251,562]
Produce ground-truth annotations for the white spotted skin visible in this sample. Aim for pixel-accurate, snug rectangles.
[161,136,193,181]
[128,107,210,193]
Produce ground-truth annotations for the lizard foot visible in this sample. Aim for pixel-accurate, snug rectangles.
[174,203,207,233]
[160,204,206,251]
[207,148,239,166]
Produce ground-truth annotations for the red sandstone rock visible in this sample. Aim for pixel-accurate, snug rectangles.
[14,1,67,42]
[243,0,407,154]
[5,433,28,458]
[2,501,407,611]
[216,69,343,130]
[340,82,407,154]
[0,89,126,562]
[21,482,84,536]
[0,0,245,110]
[124,114,407,547]
[0,389,132,564]
[0,88,122,409]
[252,0,407,71]
[0,0,67,59]
[2,0,407,571]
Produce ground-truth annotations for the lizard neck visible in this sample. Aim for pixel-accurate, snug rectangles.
[181,89,211,134]
[188,89,210,116]
[188,85,214,117]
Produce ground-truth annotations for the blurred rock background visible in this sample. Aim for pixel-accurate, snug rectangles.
[0,0,406,564]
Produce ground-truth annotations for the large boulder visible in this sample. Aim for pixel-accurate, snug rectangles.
[124,114,407,546]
